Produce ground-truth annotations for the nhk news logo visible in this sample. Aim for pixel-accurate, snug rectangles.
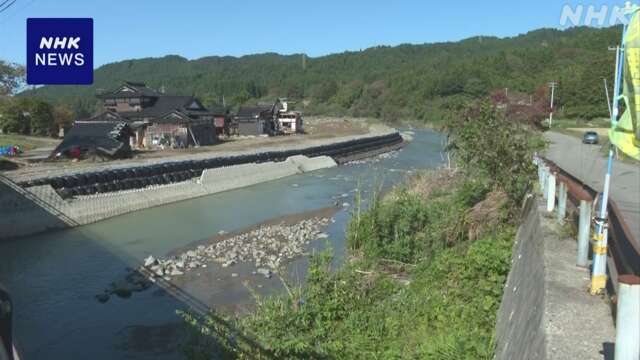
[26,18,93,85]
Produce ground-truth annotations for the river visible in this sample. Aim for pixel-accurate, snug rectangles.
[0,129,443,359]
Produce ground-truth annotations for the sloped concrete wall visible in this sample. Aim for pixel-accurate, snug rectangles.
[286,155,337,173]
[494,195,546,360]
[0,180,71,239]
[1,159,309,239]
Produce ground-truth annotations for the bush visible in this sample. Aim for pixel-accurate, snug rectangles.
[445,99,541,204]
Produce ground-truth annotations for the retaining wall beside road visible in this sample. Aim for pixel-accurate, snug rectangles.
[494,195,546,360]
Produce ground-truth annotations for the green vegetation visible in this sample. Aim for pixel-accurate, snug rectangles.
[0,134,57,150]
[180,99,543,359]
[551,117,610,130]
[19,26,619,123]
[0,97,73,137]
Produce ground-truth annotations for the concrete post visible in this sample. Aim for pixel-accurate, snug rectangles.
[542,167,549,199]
[546,174,556,212]
[557,182,567,224]
[538,164,545,194]
[577,200,592,267]
[615,276,640,360]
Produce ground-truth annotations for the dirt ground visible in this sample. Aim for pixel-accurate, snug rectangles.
[138,116,370,159]
[0,134,60,150]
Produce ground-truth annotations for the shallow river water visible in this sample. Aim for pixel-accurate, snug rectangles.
[0,129,443,359]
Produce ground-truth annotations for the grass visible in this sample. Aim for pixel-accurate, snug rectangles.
[0,133,58,151]
[181,172,515,359]
[550,117,610,130]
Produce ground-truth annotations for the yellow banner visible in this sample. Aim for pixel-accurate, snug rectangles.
[616,11,640,160]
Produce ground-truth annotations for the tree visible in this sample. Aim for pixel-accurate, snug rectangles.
[0,98,55,136]
[28,99,55,136]
[53,104,74,135]
[0,99,31,134]
[0,61,24,96]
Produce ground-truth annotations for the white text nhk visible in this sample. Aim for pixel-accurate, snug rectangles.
[34,37,85,66]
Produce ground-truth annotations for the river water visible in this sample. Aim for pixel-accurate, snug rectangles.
[0,129,443,359]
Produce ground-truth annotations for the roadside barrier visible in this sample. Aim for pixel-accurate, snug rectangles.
[535,155,640,360]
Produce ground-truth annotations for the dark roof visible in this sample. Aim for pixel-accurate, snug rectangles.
[80,110,126,122]
[120,96,190,117]
[236,105,273,119]
[97,81,162,99]
[208,106,229,116]
[94,82,216,124]
[52,121,132,158]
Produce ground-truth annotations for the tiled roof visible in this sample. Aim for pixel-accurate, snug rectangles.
[236,105,273,119]
[52,121,131,158]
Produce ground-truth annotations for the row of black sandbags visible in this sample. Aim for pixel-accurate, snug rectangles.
[55,170,202,199]
[33,132,402,196]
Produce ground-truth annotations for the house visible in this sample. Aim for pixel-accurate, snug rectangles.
[54,81,218,160]
[209,106,231,136]
[94,82,217,148]
[275,98,303,134]
[233,105,277,136]
[51,112,132,159]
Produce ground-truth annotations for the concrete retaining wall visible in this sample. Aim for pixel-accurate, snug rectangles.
[0,180,71,239]
[494,195,546,360]
[0,155,339,239]
[286,155,337,172]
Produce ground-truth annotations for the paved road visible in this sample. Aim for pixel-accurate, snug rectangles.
[544,132,640,244]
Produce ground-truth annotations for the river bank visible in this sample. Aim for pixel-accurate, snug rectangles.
[0,127,405,240]
[0,129,444,360]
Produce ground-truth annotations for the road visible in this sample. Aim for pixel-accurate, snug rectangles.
[544,131,640,244]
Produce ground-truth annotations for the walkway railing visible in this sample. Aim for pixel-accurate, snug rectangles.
[535,156,640,359]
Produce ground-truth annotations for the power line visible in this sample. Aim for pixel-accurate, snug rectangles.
[0,0,17,14]
[0,0,11,9]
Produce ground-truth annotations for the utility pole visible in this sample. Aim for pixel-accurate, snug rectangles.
[591,32,626,294]
[548,82,557,128]
[604,78,612,118]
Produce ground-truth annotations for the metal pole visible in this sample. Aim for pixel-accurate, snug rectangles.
[604,78,612,118]
[549,82,557,128]
[577,200,592,268]
[557,182,567,224]
[591,23,627,293]
[614,276,640,360]
[546,173,556,212]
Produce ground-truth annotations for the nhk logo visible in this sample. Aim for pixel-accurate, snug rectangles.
[27,18,93,85]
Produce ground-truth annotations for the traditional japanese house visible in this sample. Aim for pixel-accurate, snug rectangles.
[233,105,277,136]
[93,82,216,148]
[51,111,132,159]
[209,106,231,136]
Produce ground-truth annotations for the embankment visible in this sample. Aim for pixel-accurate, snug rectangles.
[494,195,545,359]
[1,131,404,240]
[494,194,615,359]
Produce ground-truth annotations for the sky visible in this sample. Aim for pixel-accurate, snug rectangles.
[0,0,631,67]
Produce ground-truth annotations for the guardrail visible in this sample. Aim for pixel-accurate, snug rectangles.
[536,156,640,359]
[537,156,640,284]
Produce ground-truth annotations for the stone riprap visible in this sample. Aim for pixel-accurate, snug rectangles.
[139,217,332,282]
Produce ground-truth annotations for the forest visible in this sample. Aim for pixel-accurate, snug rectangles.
[5,25,622,132]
